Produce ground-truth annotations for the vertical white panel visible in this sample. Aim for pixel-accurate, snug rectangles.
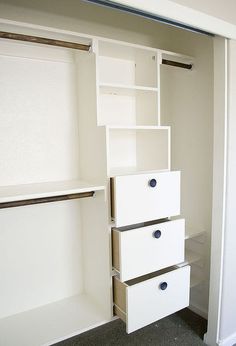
[217,39,236,346]
[204,37,228,346]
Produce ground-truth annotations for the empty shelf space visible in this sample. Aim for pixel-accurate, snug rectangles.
[98,85,158,126]
[0,294,108,346]
[106,127,170,175]
[97,40,158,88]
[0,180,105,205]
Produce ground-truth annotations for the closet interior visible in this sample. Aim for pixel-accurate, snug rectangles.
[0,1,215,345]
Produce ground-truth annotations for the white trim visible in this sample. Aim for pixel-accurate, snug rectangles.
[218,331,236,346]
[203,37,228,346]
[110,0,236,40]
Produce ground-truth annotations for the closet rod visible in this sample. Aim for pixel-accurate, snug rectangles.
[0,191,95,209]
[0,31,91,51]
[162,59,192,70]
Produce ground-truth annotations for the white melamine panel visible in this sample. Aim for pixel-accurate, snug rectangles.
[75,51,108,185]
[0,201,83,319]
[114,265,190,333]
[81,191,112,318]
[0,41,79,186]
[126,266,190,333]
[112,171,180,227]
[98,86,158,126]
[0,294,108,346]
[107,127,170,175]
[113,219,185,281]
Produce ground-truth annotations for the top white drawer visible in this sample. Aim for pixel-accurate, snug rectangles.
[111,171,180,227]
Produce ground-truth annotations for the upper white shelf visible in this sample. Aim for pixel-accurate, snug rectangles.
[99,83,158,93]
[0,180,105,204]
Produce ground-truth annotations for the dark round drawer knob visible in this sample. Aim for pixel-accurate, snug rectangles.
[160,282,168,290]
[149,179,157,187]
[153,230,161,238]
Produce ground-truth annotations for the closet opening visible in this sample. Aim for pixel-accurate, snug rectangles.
[0,0,226,344]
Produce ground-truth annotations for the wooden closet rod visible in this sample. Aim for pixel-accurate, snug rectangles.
[162,59,192,70]
[0,191,95,209]
[0,31,91,51]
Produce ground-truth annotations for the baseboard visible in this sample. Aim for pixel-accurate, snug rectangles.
[189,303,208,319]
[218,331,236,346]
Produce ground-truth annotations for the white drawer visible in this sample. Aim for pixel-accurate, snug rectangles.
[112,219,185,282]
[113,265,190,333]
[111,171,180,227]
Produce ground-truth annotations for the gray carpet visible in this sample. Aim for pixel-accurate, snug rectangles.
[54,309,207,346]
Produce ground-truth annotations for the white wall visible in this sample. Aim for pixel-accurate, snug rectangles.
[170,0,236,25]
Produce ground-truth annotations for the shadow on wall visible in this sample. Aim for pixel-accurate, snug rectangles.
[0,0,193,50]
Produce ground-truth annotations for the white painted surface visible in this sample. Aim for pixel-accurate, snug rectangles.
[126,266,190,333]
[204,37,228,346]
[0,294,108,346]
[217,39,236,346]
[111,0,236,39]
[113,171,180,227]
[169,0,236,26]
[114,219,185,282]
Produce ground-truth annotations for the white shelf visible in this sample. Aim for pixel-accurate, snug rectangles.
[107,125,169,130]
[109,167,170,177]
[160,49,194,61]
[0,180,105,204]
[178,249,202,267]
[99,82,158,93]
[0,294,108,346]
[185,227,205,241]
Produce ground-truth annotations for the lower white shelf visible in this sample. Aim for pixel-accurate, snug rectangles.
[0,294,108,346]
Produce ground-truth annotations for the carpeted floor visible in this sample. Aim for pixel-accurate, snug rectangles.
[54,308,207,346]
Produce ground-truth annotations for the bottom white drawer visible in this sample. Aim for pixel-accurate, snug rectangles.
[113,265,190,333]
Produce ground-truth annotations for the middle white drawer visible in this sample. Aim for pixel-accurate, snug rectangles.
[112,219,185,282]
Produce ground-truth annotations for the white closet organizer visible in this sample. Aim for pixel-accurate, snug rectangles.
[0,20,209,346]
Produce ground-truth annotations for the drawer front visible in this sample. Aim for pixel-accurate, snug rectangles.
[113,219,185,282]
[127,266,190,333]
[111,171,180,227]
